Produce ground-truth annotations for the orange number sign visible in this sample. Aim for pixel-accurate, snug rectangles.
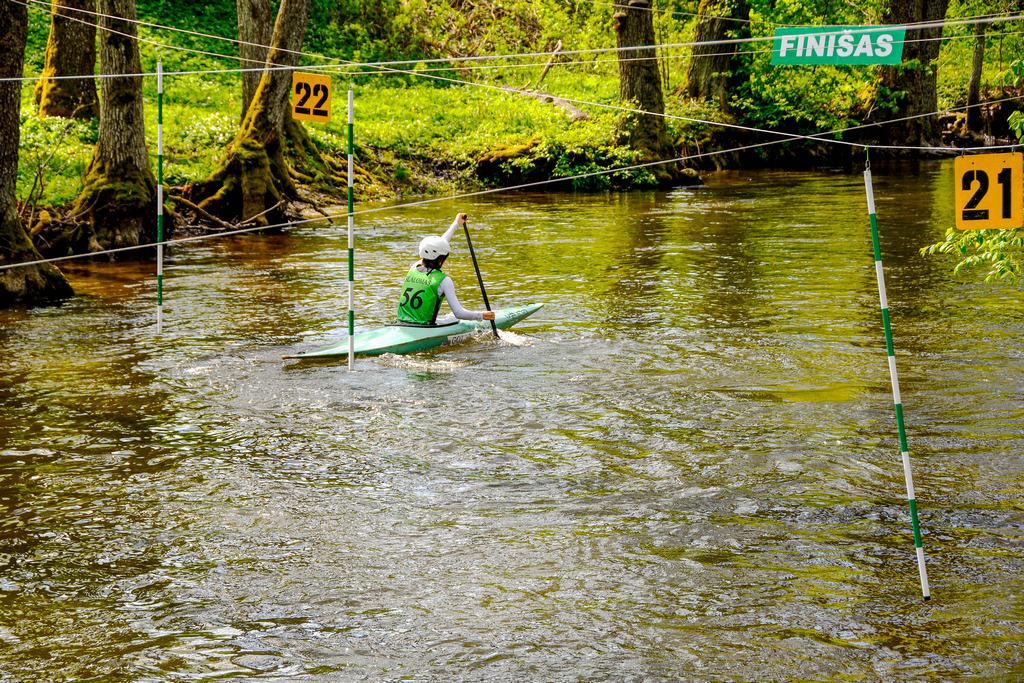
[954,152,1023,230]
[292,72,331,123]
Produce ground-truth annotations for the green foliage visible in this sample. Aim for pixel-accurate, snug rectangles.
[922,227,1024,282]
[938,0,1024,107]
[16,0,1022,213]
[331,78,657,189]
[1009,109,1024,139]
[156,107,238,186]
[136,0,240,78]
[139,0,237,37]
[303,0,606,71]
[733,66,869,132]
[306,127,348,157]
[338,82,580,159]
[550,144,655,191]
[732,3,886,132]
[24,3,53,73]
[16,109,96,207]
[175,110,237,149]
[922,77,1024,285]
[307,0,427,64]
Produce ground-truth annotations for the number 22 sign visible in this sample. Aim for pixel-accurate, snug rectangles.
[292,72,331,123]
[954,152,1023,230]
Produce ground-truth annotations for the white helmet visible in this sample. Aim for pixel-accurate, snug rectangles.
[418,235,450,259]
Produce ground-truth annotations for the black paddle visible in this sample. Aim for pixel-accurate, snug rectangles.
[462,218,499,339]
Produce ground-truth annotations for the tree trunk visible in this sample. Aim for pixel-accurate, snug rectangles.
[35,0,98,119]
[685,0,750,111]
[613,0,673,162]
[0,1,73,306]
[71,0,156,254]
[875,0,950,146]
[966,21,985,132]
[191,0,310,226]
[236,0,332,188]
[237,0,272,116]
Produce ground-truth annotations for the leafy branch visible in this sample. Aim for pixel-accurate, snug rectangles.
[919,61,1024,285]
[922,227,1024,282]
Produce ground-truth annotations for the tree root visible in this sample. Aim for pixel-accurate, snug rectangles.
[171,194,236,231]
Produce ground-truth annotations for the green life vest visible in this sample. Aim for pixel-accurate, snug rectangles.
[396,267,446,324]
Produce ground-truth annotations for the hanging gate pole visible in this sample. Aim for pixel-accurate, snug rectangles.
[347,88,355,370]
[156,60,165,333]
[863,156,931,600]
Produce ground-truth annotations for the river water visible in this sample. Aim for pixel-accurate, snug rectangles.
[1,161,1022,681]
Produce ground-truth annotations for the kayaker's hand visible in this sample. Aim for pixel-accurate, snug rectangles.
[482,310,495,321]
[456,212,468,225]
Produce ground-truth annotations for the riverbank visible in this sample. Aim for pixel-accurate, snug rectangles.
[16,74,706,206]
[19,73,1019,244]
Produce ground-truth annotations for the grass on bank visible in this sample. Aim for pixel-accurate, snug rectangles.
[16,61,676,207]
[17,0,652,206]
[16,0,1024,209]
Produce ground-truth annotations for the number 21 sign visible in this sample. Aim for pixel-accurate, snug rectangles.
[292,72,331,123]
[954,152,1023,230]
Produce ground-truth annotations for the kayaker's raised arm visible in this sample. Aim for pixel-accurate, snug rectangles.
[440,212,466,243]
[395,212,494,325]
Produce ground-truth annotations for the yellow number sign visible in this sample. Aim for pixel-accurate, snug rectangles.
[292,72,331,123]
[954,152,1023,230]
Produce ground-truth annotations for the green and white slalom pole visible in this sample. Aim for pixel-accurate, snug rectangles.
[156,59,165,333]
[863,151,931,600]
[346,88,355,370]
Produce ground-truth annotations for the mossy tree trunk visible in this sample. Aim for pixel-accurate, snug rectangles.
[237,0,272,116]
[684,0,750,111]
[875,0,950,146]
[614,0,678,184]
[35,0,98,119]
[0,1,73,306]
[614,0,672,157]
[191,0,310,226]
[236,0,338,185]
[70,0,156,254]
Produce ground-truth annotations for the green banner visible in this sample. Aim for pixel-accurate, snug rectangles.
[771,26,906,65]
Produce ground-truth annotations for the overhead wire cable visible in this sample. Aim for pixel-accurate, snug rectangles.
[14,0,1024,160]
[11,22,1024,83]
[586,0,754,23]
[13,2,1024,173]
[17,0,277,71]
[14,0,1024,81]
[19,0,727,70]
[17,0,1018,158]
[9,21,1021,84]
[22,0,296,62]
[4,2,1022,273]
[22,0,759,65]
[18,0,799,148]
[33,0,1024,44]
[3,90,1023,274]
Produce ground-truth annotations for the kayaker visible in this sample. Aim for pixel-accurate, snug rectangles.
[396,212,497,325]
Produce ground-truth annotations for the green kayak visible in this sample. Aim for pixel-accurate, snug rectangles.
[286,303,543,359]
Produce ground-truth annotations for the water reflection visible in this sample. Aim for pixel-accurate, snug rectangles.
[0,161,1021,679]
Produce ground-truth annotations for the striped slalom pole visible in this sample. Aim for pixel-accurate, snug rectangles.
[346,88,355,370]
[863,156,931,600]
[156,59,165,333]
